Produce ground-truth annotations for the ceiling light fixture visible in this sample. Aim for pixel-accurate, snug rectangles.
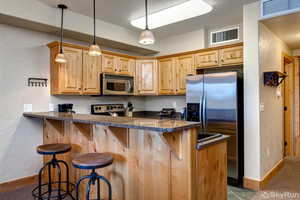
[139,0,155,45]
[55,4,68,64]
[88,0,102,56]
[131,0,213,30]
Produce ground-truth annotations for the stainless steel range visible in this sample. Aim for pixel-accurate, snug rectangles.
[91,104,125,117]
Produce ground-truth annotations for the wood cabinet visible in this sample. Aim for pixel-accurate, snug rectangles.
[176,55,195,94]
[102,53,134,75]
[158,58,176,95]
[195,50,219,68]
[48,43,101,95]
[82,50,102,95]
[101,54,116,73]
[219,46,243,65]
[135,60,158,95]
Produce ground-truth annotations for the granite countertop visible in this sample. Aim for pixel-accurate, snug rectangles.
[23,112,201,133]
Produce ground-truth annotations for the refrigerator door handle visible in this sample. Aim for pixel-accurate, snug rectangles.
[202,93,207,130]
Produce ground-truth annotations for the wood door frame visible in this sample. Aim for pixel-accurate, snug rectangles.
[282,52,296,157]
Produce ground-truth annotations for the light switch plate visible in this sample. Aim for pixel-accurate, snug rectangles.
[172,102,177,108]
[260,103,265,112]
[24,104,33,112]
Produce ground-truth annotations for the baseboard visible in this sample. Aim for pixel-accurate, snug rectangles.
[0,174,38,193]
[243,159,284,191]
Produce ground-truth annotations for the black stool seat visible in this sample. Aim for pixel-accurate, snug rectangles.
[37,143,71,155]
[72,153,114,169]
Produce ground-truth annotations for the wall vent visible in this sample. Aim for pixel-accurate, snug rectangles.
[210,27,239,45]
[261,0,300,18]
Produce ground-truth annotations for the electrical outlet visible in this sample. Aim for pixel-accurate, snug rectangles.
[267,148,270,157]
[24,104,33,112]
[49,103,54,111]
[172,102,177,108]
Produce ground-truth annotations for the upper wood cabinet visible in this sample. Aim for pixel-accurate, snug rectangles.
[219,46,243,65]
[101,54,116,73]
[195,50,219,68]
[48,43,101,95]
[135,60,158,95]
[82,50,102,95]
[158,58,176,95]
[102,53,135,76]
[176,55,195,94]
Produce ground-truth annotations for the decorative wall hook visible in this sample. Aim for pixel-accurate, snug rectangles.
[264,71,287,87]
[28,78,48,87]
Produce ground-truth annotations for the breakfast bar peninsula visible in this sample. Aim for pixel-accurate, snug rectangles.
[24,112,228,200]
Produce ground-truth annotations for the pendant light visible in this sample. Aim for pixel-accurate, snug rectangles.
[139,0,155,45]
[88,0,102,56]
[55,4,68,63]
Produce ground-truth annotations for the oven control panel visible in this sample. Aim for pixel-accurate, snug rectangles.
[91,104,125,114]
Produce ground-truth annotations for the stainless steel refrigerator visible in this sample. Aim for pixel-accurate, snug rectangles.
[186,66,244,187]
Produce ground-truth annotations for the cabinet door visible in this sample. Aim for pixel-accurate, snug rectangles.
[136,60,158,95]
[102,54,116,73]
[158,58,175,95]
[219,46,243,65]
[59,47,83,94]
[82,50,101,95]
[117,57,131,75]
[176,55,195,94]
[195,50,219,68]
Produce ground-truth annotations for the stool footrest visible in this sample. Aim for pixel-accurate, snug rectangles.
[32,181,75,200]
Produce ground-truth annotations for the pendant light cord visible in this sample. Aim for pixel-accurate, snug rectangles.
[145,0,148,30]
[93,0,96,45]
[60,7,64,53]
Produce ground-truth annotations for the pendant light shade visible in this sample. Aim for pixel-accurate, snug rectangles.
[139,0,155,45]
[139,29,155,45]
[55,4,68,64]
[89,0,102,56]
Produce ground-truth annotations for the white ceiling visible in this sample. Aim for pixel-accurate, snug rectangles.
[37,0,257,38]
[262,12,300,50]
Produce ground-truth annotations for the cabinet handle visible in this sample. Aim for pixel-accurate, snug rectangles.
[215,60,217,63]
[221,59,224,62]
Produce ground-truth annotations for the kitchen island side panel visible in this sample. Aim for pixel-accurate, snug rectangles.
[42,119,199,200]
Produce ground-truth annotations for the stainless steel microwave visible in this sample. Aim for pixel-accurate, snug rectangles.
[101,73,134,95]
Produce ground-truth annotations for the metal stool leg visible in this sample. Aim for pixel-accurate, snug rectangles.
[96,177,101,200]
[98,175,112,200]
[75,175,91,200]
[38,161,52,200]
[85,178,93,200]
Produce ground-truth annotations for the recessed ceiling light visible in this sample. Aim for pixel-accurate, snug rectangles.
[131,0,213,29]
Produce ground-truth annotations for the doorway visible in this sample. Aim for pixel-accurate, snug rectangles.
[283,54,295,157]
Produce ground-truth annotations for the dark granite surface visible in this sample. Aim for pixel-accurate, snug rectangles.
[23,112,200,133]
[133,111,181,120]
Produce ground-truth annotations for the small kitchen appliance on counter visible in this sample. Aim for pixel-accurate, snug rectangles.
[159,108,176,118]
[91,104,125,117]
[58,104,75,113]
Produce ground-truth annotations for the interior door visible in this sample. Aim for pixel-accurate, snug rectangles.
[203,71,238,179]
[59,47,83,94]
[82,50,101,95]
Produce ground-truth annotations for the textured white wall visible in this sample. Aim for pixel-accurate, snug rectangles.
[259,23,291,177]
[157,29,205,56]
[243,1,261,180]
[0,24,145,183]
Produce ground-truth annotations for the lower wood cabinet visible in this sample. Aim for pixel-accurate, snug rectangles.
[48,43,101,95]
[135,60,158,95]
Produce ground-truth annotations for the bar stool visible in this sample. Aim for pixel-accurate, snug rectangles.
[72,153,114,200]
[32,143,75,200]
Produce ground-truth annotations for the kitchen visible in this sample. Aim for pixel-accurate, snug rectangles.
[1,0,300,200]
